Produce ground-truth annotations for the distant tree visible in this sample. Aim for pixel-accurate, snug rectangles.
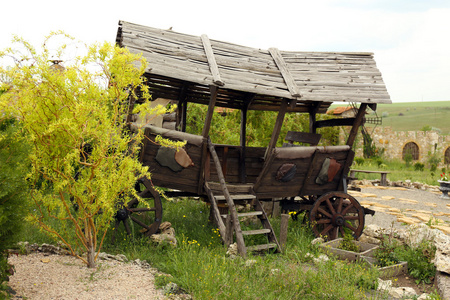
[0,33,174,268]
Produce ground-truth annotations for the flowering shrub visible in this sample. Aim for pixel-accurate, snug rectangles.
[440,172,449,181]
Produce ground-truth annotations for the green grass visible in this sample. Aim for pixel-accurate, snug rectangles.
[351,157,447,186]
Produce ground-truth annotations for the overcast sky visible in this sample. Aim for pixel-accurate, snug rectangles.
[2,0,450,103]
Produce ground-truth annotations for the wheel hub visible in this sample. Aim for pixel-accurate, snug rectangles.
[115,208,129,221]
[332,214,345,226]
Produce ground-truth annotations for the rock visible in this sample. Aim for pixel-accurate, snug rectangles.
[151,233,177,247]
[163,282,180,295]
[159,221,172,232]
[403,223,441,248]
[433,234,450,274]
[226,243,238,256]
[417,293,429,300]
[377,278,392,292]
[311,237,324,245]
[358,234,380,245]
[313,254,329,264]
[389,287,417,298]
[115,254,128,262]
[436,271,450,300]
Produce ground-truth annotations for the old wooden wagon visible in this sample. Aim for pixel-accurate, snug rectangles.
[114,21,391,256]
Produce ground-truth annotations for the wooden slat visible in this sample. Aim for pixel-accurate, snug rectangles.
[247,243,278,252]
[269,47,301,97]
[221,211,263,218]
[242,229,271,236]
[201,34,225,86]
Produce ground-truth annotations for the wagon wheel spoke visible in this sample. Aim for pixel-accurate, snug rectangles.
[123,218,131,235]
[329,226,338,240]
[316,218,332,224]
[336,197,343,214]
[317,207,333,219]
[344,215,360,220]
[319,224,334,237]
[343,221,357,233]
[129,207,156,213]
[341,204,354,216]
[339,226,346,237]
[326,198,336,215]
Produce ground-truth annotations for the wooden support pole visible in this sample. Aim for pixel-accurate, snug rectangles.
[264,99,288,160]
[346,103,368,146]
[309,102,321,134]
[280,214,289,252]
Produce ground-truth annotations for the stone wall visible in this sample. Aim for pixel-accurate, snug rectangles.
[355,127,450,164]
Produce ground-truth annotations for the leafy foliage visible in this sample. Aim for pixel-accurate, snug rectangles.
[185,103,340,147]
[0,117,31,293]
[0,33,166,267]
[396,241,436,284]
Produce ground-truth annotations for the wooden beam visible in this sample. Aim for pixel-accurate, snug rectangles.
[315,118,356,128]
[269,48,301,98]
[202,85,219,138]
[346,103,368,146]
[201,34,224,86]
[264,99,288,160]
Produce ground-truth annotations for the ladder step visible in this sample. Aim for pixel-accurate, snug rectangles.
[247,243,278,252]
[214,194,256,201]
[242,229,271,236]
[221,211,263,219]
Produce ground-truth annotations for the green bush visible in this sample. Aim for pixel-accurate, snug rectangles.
[414,162,425,172]
[396,241,436,284]
[0,118,31,293]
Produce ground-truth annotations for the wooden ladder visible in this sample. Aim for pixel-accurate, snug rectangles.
[205,138,280,256]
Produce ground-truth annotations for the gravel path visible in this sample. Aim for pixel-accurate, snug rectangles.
[7,253,166,300]
[350,184,450,233]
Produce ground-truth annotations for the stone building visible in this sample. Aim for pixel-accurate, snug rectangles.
[355,127,450,165]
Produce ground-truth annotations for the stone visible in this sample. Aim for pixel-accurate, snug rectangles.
[226,243,238,256]
[417,293,429,300]
[163,282,180,295]
[376,278,392,292]
[358,234,380,245]
[159,221,172,231]
[403,223,441,248]
[311,237,324,245]
[433,233,450,274]
[151,233,178,247]
[389,287,417,298]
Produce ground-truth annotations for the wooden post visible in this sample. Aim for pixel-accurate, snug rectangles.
[272,200,281,217]
[280,214,289,252]
[198,85,219,194]
[309,102,321,134]
[346,103,368,146]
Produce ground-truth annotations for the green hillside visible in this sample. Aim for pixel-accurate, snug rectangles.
[332,101,450,135]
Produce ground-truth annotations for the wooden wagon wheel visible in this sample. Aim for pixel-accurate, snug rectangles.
[309,191,364,241]
[111,177,162,243]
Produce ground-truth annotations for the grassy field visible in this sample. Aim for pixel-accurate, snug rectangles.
[331,101,450,135]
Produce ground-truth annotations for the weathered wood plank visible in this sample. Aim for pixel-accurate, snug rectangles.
[269,48,301,98]
[201,34,224,86]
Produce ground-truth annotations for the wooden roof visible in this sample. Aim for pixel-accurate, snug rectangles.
[116,21,391,113]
